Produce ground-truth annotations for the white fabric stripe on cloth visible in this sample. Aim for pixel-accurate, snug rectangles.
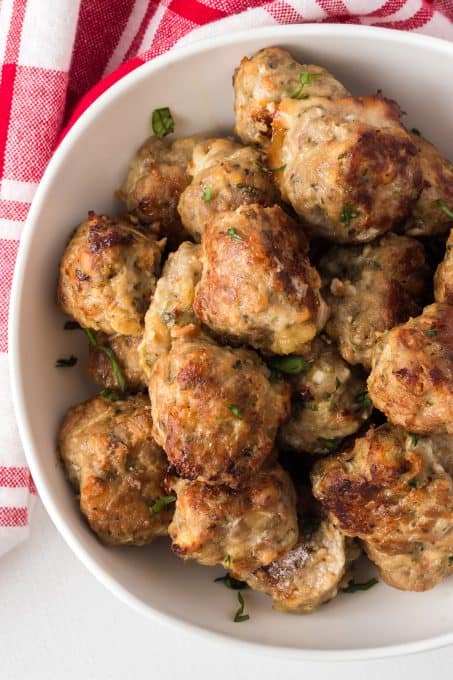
[0,179,37,203]
[139,0,171,54]
[0,219,23,240]
[103,0,151,76]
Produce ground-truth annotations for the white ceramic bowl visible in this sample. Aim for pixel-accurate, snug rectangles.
[10,24,453,661]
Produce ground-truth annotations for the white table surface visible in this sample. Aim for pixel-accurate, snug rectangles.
[2,500,453,680]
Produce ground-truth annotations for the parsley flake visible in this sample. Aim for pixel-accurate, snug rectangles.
[226,227,243,241]
[408,478,421,489]
[436,199,453,219]
[214,573,249,590]
[342,578,378,593]
[269,355,310,375]
[234,591,250,623]
[354,391,372,407]
[55,355,78,368]
[63,320,81,330]
[410,433,419,447]
[83,328,126,392]
[318,437,339,452]
[149,495,176,514]
[289,71,322,99]
[151,107,174,139]
[425,328,439,337]
[411,128,421,136]
[100,389,121,402]
[341,203,360,227]
[256,161,286,174]
[202,186,212,203]
[227,404,243,419]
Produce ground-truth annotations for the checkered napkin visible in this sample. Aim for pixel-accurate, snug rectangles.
[1,0,452,556]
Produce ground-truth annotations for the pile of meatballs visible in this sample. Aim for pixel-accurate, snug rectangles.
[57,46,453,614]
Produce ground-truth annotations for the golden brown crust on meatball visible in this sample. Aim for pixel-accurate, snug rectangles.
[268,96,422,243]
[118,135,205,247]
[311,424,453,591]
[167,462,298,575]
[193,204,328,355]
[149,325,290,487]
[233,46,349,147]
[402,134,453,237]
[57,213,164,336]
[138,242,202,379]
[177,139,280,240]
[58,394,172,545]
[246,519,358,613]
[278,336,372,454]
[434,228,453,304]
[368,303,453,435]
[320,233,430,368]
[87,332,147,392]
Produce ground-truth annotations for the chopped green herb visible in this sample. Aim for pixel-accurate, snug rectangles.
[227,404,244,419]
[63,320,80,330]
[318,437,339,452]
[226,227,243,241]
[224,554,232,569]
[83,328,126,392]
[149,495,176,514]
[411,128,421,136]
[256,161,286,174]
[100,389,121,402]
[151,107,174,138]
[341,203,360,227]
[55,355,77,368]
[425,328,439,337]
[202,186,212,203]
[214,573,249,590]
[234,591,250,623]
[436,198,453,219]
[408,477,421,489]
[289,71,321,99]
[342,578,378,593]
[300,515,321,542]
[410,433,419,447]
[269,356,310,375]
[354,391,372,408]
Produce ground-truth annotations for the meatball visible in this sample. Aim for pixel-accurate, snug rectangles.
[177,139,279,240]
[368,303,453,435]
[167,462,298,577]
[149,325,290,487]
[233,46,349,147]
[57,213,164,336]
[246,518,358,613]
[401,134,453,237]
[193,204,329,355]
[434,228,453,303]
[58,394,172,545]
[311,424,453,591]
[278,336,372,454]
[118,134,204,247]
[138,241,202,379]
[320,233,429,368]
[268,95,423,243]
[87,332,147,392]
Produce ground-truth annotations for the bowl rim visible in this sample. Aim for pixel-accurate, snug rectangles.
[9,22,453,661]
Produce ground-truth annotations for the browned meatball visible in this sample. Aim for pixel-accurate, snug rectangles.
[246,517,359,613]
[402,134,453,237]
[434,228,453,303]
[320,233,429,368]
[312,424,453,591]
[368,303,453,435]
[87,332,147,392]
[278,337,372,454]
[149,325,290,487]
[118,135,205,247]
[57,213,164,336]
[193,205,328,355]
[58,394,172,545]
[233,46,349,147]
[268,96,422,243]
[167,462,298,576]
[138,241,202,379]
[177,139,279,240]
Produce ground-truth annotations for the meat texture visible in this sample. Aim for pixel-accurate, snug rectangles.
[58,394,172,545]
[233,46,349,147]
[368,303,453,435]
[57,213,164,336]
[193,204,329,355]
[320,233,429,368]
[268,95,423,243]
[87,332,147,392]
[434,228,453,304]
[149,325,290,487]
[312,424,453,591]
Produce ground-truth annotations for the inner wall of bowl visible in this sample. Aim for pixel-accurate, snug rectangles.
[14,27,453,654]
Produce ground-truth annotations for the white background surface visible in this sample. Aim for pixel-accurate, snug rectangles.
[1,501,453,680]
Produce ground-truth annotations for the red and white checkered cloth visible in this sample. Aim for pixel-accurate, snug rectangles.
[1,0,453,556]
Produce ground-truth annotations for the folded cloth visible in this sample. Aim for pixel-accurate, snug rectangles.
[1,0,452,556]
